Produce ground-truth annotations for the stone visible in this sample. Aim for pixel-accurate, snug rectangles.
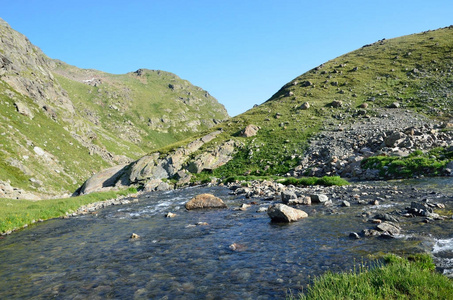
[342,200,351,207]
[281,190,297,204]
[359,103,368,109]
[376,222,401,235]
[349,232,360,239]
[388,102,400,108]
[331,100,343,108]
[185,193,227,210]
[14,102,34,119]
[299,102,310,110]
[33,146,45,156]
[310,194,329,203]
[78,164,128,195]
[130,233,140,239]
[241,124,259,137]
[267,204,308,222]
[165,212,177,218]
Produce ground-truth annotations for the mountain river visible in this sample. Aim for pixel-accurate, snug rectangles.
[0,178,452,299]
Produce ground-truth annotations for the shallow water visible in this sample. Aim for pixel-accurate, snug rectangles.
[0,180,452,299]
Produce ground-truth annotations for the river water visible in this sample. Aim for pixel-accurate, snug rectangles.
[0,179,452,299]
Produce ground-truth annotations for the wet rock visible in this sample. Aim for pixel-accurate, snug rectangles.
[342,200,350,207]
[376,222,401,235]
[185,193,227,210]
[281,190,297,204]
[349,232,361,239]
[310,194,329,204]
[229,243,247,251]
[130,233,140,239]
[267,204,308,222]
[374,213,399,223]
[288,196,311,206]
[165,212,177,218]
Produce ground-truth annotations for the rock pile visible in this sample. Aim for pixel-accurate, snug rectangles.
[290,109,453,180]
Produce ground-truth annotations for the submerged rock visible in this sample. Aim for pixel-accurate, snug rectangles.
[267,204,308,222]
[185,193,227,210]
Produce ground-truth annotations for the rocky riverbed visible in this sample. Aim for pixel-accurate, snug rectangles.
[0,178,452,299]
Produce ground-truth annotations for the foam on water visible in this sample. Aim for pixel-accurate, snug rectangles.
[432,238,453,254]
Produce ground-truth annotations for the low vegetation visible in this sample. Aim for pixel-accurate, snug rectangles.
[362,147,453,178]
[0,187,137,234]
[296,254,453,300]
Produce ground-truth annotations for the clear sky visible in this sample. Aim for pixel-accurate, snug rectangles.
[2,1,452,116]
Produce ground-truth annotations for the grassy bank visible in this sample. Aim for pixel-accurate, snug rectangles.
[362,147,453,179]
[0,187,137,234]
[295,254,453,300]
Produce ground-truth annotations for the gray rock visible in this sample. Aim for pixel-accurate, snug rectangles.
[78,164,128,194]
[376,222,401,235]
[342,200,351,207]
[281,190,297,204]
[267,204,308,222]
[14,102,34,119]
[310,194,329,203]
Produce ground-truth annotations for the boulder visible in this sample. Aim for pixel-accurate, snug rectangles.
[267,204,308,222]
[281,190,297,204]
[376,222,401,235]
[185,193,227,210]
[241,124,259,137]
[14,102,34,119]
[310,194,329,203]
[78,164,128,194]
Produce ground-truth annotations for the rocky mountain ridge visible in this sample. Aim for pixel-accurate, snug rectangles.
[0,18,228,199]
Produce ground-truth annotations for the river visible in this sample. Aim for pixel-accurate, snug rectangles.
[0,178,452,299]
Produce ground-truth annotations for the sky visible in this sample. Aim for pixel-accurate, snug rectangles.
[2,0,453,117]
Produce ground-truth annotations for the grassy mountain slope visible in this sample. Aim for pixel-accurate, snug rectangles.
[204,26,453,178]
[101,25,452,190]
[0,18,228,198]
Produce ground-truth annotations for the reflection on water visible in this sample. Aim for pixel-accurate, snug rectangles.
[0,180,452,299]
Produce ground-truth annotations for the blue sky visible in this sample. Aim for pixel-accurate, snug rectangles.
[2,1,453,116]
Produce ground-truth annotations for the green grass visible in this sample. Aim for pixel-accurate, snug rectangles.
[0,187,137,234]
[280,176,349,186]
[296,254,453,300]
[362,147,453,179]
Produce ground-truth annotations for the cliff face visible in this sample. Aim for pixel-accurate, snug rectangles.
[0,18,229,198]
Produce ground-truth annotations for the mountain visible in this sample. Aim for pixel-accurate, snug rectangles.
[0,18,229,199]
[80,26,453,194]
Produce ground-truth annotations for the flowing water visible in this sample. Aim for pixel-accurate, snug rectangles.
[0,179,452,299]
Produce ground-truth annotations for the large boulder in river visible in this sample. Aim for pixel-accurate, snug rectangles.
[267,204,308,222]
[185,193,227,210]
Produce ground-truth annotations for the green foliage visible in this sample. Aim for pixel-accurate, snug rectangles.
[297,254,453,300]
[281,176,349,186]
[0,187,137,234]
[362,147,452,178]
